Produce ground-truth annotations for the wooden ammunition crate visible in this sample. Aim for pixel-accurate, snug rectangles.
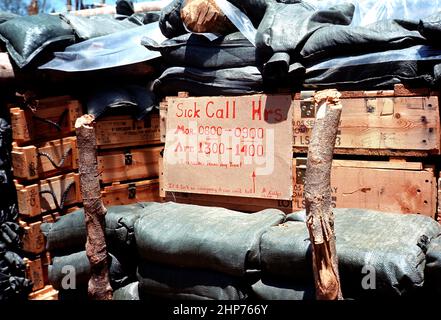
[20,213,61,254]
[98,145,161,184]
[293,88,440,156]
[102,179,161,207]
[28,285,58,300]
[12,137,78,181]
[95,113,161,149]
[10,96,82,145]
[294,158,437,217]
[24,257,45,291]
[16,173,81,217]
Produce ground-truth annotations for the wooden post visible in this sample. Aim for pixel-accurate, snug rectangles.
[304,89,343,300]
[75,115,113,300]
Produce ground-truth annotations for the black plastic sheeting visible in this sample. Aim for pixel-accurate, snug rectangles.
[143,32,257,69]
[49,251,130,290]
[134,202,285,277]
[0,14,75,68]
[260,208,441,298]
[153,66,263,96]
[85,84,158,121]
[137,262,249,300]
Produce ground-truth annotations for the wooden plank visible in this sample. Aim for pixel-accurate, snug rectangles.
[98,145,161,184]
[293,159,437,217]
[10,98,82,145]
[164,191,293,213]
[16,173,82,217]
[28,285,58,300]
[332,159,423,170]
[293,96,440,155]
[95,114,161,149]
[102,179,161,206]
[12,137,78,181]
[159,101,168,143]
[21,221,46,254]
[24,258,44,291]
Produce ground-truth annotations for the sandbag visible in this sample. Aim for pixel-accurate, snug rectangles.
[143,32,257,68]
[302,45,441,90]
[137,262,248,300]
[135,202,285,276]
[159,0,187,39]
[153,65,263,97]
[260,208,441,298]
[419,11,441,44]
[85,84,157,120]
[256,1,354,57]
[300,19,426,63]
[424,235,441,295]
[60,14,139,40]
[0,14,75,68]
[0,12,18,25]
[251,278,315,300]
[113,281,140,300]
[41,202,162,254]
[49,251,129,290]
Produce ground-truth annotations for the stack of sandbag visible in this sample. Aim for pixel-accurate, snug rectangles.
[134,202,286,300]
[40,202,163,299]
[0,117,32,300]
[254,208,441,299]
[151,0,441,94]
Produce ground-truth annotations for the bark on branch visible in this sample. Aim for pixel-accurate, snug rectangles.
[75,114,112,300]
[304,89,343,300]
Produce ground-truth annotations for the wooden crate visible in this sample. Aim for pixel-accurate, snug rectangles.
[95,113,161,149]
[16,173,81,217]
[28,285,58,300]
[98,145,161,184]
[12,137,78,181]
[294,158,437,217]
[102,179,161,207]
[293,90,440,156]
[10,96,82,145]
[24,257,44,291]
[20,220,46,254]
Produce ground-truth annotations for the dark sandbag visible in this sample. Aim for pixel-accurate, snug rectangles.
[425,235,441,295]
[0,14,75,68]
[418,11,441,44]
[85,84,157,120]
[41,202,162,254]
[113,281,140,300]
[143,32,257,68]
[48,251,129,290]
[60,14,139,40]
[159,0,186,39]
[251,277,315,300]
[300,19,426,63]
[137,261,248,300]
[153,66,263,97]
[301,45,441,90]
[256,2,354,57]
[0,12,19,25]
[135,202,285,276]
[260,208,441,297]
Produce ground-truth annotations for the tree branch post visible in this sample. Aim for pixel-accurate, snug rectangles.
[304,89,343,300]
[75,114,112,300]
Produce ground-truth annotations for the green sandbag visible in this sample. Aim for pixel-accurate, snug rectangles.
[40,202,163,255]
[260,208,441,298]
[135,202,286,276]
[0,14,75,68]
[113,281,140,300]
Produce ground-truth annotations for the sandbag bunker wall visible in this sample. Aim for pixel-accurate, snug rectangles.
[9,95,84,300]
[159,85,441,221]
